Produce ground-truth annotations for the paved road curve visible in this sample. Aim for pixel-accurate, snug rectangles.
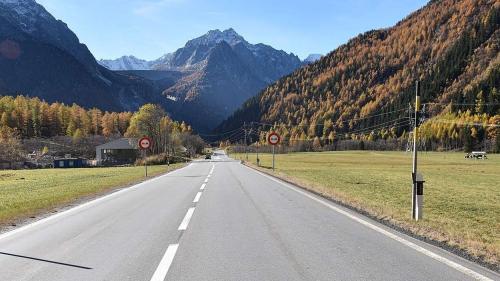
[0,152,498,281]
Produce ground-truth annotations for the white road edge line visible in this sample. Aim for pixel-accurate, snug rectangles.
[247,166,494,281]
[150,244,179,281]
[204,178,209,183]
[193,192,202,203]
[178,207,195,231]
[0,166,188,242]
[200,184,206,190]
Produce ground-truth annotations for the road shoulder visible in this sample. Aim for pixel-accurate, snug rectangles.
[242,161,500,273]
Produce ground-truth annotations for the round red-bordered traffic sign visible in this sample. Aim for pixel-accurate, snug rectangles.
[138,137,152,150]
[267,132,281,146]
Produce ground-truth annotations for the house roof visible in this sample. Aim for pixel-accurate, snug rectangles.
[96,138,138,150]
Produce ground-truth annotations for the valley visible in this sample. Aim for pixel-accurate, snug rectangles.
[0,0,498,280]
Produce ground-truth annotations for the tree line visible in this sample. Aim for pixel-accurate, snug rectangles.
[0,95,205,162]
[0,95,133,139]
[228,110,499,153]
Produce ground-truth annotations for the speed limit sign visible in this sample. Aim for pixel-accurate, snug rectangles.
[138,137,152,150]
[268,132,281,146]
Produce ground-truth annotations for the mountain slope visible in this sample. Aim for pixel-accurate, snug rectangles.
[216,0,499,143]
[303,54,322,64]
[162,41,268,130]
[0,0,162,112]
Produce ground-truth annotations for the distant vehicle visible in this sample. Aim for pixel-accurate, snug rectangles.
[205,154,212,160]
[465,151,488,160]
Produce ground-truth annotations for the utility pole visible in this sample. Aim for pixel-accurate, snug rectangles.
[406,103,412,153]
[412,81,424,221]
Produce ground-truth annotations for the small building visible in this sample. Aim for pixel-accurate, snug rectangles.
[53,158,85,168]
[0,161,24,170]
[96,138,139,165]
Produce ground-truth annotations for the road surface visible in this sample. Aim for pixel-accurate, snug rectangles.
[0,152,497,281]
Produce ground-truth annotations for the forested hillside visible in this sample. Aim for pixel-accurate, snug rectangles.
[0,95,194,139]
[217,0,500,151]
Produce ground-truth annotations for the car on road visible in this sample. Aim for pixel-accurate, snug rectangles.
[205,154,212,160]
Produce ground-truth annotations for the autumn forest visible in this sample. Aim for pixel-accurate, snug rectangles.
[217,0,500,152]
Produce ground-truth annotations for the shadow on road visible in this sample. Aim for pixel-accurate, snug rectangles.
[0,252,92,270]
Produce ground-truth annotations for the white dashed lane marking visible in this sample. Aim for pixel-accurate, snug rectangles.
[150,244,179,281]
[193,192,202,203]
[151,162,216,281]
[178,207,195,231]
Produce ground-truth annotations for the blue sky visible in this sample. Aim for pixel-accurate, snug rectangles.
[36,0,428,61]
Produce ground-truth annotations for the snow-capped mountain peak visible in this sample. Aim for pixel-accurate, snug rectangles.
[99,56,152,71]
[99,27,302,79]
[186,28,247,48]
[0,0,53,33]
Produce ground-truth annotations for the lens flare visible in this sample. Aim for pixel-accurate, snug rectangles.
[0,39,21,60]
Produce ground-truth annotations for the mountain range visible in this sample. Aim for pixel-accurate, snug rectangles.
[99,28,305,132]
[99,38,321,72]
[216,0,499,141]
[0,0,305,132]
[4,0,496,142]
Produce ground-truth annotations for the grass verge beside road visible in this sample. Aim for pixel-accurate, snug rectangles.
[0,164,184,229]
[234,151,499,268]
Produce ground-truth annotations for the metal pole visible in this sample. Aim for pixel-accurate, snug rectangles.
[272,145,275,171]
[144,150,148,177]
[256,141,260,166]
[412,81,421,220]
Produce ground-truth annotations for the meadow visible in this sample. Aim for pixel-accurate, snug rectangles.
[235,151,499,266]
[0,164,183,228]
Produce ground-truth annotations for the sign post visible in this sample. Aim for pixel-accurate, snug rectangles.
[267,132,281,172]
[138,137,152,177]
[256,142,260,167]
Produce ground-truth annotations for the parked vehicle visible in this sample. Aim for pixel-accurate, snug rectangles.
[465,151,488,160]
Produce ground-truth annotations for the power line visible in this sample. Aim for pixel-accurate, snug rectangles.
[424,102,500,106]
[250,107,411,129]
[197,126,244,137]
[340,117,411,136]
[238,118,412,143]
[225,129,246,143]
[426,120,500,127]
[260,121,412,143]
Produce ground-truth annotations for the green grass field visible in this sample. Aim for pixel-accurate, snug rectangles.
[234,151,499,265]
[0,164,184,228]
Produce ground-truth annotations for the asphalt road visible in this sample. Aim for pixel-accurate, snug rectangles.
[0,152,498,281]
